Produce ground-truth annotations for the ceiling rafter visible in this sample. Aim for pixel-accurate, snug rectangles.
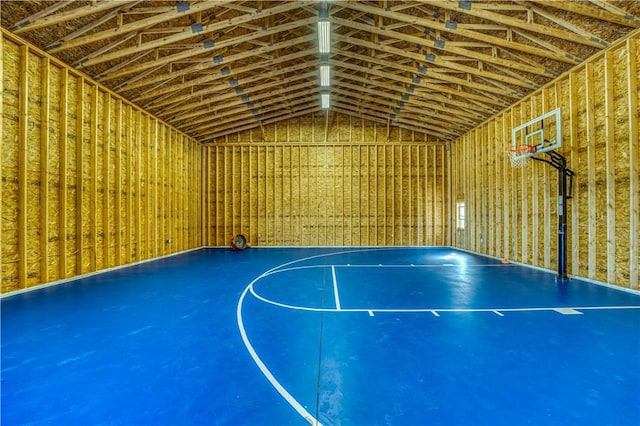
[9,0,75,32]
[530,0,640,28]
[133,47,317,103]
[101,28,316,83]
[149,59,318,112]
[187,92,318,137]
[338,33,533,91]
[78,0,316,69]
[205,106,324,142]
[337,1,580,64]
[332,98,456,139]
[164,75,318,123]
[332,56,513,107]
[330,88,471,134]
[10,0,136,33]
[425,0,607,47]
[333,73,488,121]
[45,1,143,50]
[336,45,515,106]
[332,16,554,78]
[48,1,227,53]
[526,2,609,47]
[589,0,640,25]
[3,0,637,143]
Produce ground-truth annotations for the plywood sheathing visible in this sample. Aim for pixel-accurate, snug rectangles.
[2,1,640,142]
[1,31,202,293]
[204,113,448,248]
[452,30,640,289]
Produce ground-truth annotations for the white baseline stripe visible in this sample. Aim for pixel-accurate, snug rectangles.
[332,266,341,311]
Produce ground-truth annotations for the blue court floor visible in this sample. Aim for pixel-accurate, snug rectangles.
[2,247,639,425]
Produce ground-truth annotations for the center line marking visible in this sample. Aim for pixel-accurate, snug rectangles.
[331,265,341,311]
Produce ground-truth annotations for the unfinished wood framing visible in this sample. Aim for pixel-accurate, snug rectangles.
[451,30,640,289]
[2,23,639,294]
[1,32,201,293]
[628,36,639,289]
[203,115,448,248]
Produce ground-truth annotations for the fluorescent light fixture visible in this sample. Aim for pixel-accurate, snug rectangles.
[320,65,330,86]
[321,93,330,109]
[318,20,330,54]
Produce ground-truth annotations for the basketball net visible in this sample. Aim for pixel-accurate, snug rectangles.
[507,145,536,168]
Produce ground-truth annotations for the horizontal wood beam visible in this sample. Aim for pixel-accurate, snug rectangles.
[426,0,606,47]
[12,1,135,34]
[48,1,228,53]
[337,1,579,64]
[78,1,316,68]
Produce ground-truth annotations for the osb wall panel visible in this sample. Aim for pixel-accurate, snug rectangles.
[1,31,202,293]
[451,31,639,290]
[203,113,449,247]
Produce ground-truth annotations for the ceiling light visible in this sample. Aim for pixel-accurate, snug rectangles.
[321,93,330,109]
[320,65,330,86]
[318,20,330,54]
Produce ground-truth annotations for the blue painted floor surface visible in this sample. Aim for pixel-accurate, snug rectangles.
[2,247,639,425]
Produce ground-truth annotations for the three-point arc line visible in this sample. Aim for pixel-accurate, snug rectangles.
[237,249,640,426]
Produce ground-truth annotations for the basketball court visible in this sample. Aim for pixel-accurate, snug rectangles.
[2,4,640,425]
[2,247,639,425]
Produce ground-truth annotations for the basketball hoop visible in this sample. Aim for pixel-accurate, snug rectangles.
[507,145,536,168]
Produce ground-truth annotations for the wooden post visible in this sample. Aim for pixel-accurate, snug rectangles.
[18,45,28,287]
[152,119,158,257]
[530,101,539,266]
[501,114,510,260]
[145,115,151,257]
[568,71,580,276]
[103,94,110,267]
[40,57,50,282]
[59,67,68,278]
[628,36,639,289]
[135,111,142,259]
[114,100,121,265]
[123,105,137,263]
[442,144,448,247]
[76,78,84,274]
[90,85,98,271]
[585,62,597,280]
[604,50,616,284]
[0,31,3,287]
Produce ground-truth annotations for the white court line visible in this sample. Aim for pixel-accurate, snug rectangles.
[238,248,640,425]
[332,266,341,311]
[248,286,640,315]
[235,248,395,426]
[260,262,514,279]
[237,284,322,426]
[554,308,583,315]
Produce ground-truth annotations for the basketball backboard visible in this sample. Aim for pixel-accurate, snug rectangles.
[510,108,562,161]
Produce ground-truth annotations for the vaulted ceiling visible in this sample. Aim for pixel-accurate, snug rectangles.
[2,1,640,143]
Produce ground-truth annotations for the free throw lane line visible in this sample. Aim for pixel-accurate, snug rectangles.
[332,265,341,311]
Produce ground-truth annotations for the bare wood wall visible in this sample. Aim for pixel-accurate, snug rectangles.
[451,30,639,289]
[204,113,449,247]
[1,31,203,293]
